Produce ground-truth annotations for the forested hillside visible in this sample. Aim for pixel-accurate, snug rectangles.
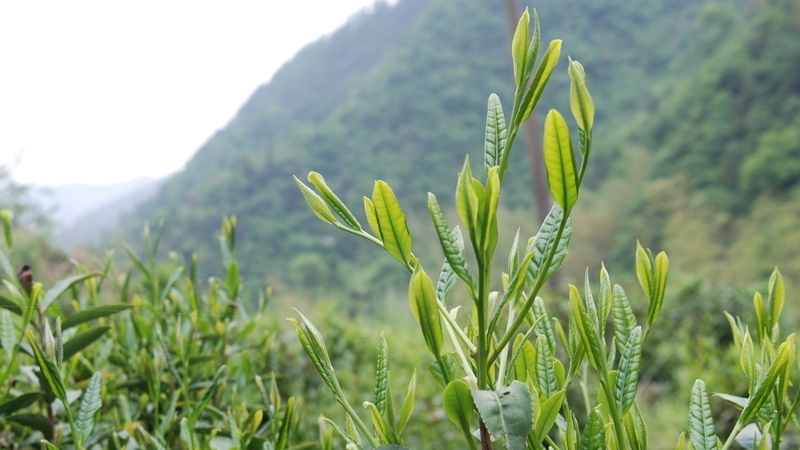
[118,0,798,293]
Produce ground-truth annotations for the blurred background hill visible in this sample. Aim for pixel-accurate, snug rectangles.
[7,0,797,297]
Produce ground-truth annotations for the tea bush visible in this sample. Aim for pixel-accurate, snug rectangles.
[293,7,800,450]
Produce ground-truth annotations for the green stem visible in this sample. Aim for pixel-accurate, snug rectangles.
[599,376,626,449]
[720,422,744,450]
[489,212,569,366]
[65,405,82,450]
[477,261,491,390]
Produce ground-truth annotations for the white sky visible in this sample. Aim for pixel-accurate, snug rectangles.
[0,0,381,186]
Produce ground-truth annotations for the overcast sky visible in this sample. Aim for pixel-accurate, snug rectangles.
[0,0,381,186]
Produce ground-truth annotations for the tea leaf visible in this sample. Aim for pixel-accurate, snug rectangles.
[0,294,21,316]
[398,370,416,435]
[568,58,594,132]
[323,417,362,448]
[543,110,578,213]
[428,194,475,291]
[295,176,338,225]
[428,354,457,388]
[579,407,605,450]
[635,241,652,299]
[512,336,536,383]
[373,180,414,267]
[365,401,396,444]
[535,335,557,398]
[62,326,110,360]
[519,40,562,123]
[61,303,134,330]
[533,389,565,443]
[526,204,572,286]
[489,249,534,334]
[484,94,508,173]
[511,9,529,87]
[288,312,337,393]
[688,380,718,450]
[612,284,637,352]
[0,309,15,356]
[768,267,784,337]
[0,392,40,418]
[309,171,361,230]
[480,167,501,254]
[615,326,643,415]
[471,382,533,450]
[408,267,443,357]
[456,163,480,252]
[275,396,296,450]
[443,380,474,441]
[191,365,227,423]
[624,402,648,450]
[570,285,605,371]
[647,252,669,327]
[532,297,556,355]
[75,372,103,447]
[436,259,457,305]
[41,271,103,310]
[375,333,390,417]
[364,197,383,240]
[6,413,53,440]
[739,335,795,424]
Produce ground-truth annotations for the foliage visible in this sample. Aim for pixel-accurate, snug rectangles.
[0,214,316,449]
[293,6,800,449]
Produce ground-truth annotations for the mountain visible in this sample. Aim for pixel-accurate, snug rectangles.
[118,0,763,291]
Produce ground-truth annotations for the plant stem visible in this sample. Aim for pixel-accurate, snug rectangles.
[598,376,626,449]
[488,212,569,366]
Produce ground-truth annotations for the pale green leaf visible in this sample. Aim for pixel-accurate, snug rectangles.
[373,180,413,267]
[511,9,529,87]
[75,372,103,447]
[579,407,605,450]
[688,380,718,450]
[295,176,338,225]
[408,267,443,357]
[42,271,103,309]
[428,194,474,291]
[398,370,416,435]
[543,110,578,213]
[484,94,508,172]
[526,204,572,286]
[62,303,133,330]
[519,40,562,123]
[471,381,533,450]
[309,171,361,230]
[533,389,565,443]
[615,326,643,415]
[568,58,594,132]
[443,380,474,442]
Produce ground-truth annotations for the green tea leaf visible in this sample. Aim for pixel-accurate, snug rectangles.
[6,413,53,440]
[191,365,227,423]
[543,109,578,213]
[612,284,637,352]
[512,337,536,383]
[61,303,134,330]
[615,326,643,415]
[309,171,361,230]
[365,401,396,444]
[535,335,557,398]
[511,9,529,87]
[533,389,565,443]
[569,285,605,371]
[0,392,40,418]
[408,267,443,357]
[484,94,508,173]
[471,382,533,450]
[443,380,474,442]
[41,271,103,309]
[436,259,457,305]
[275,396,296,450]
[428,194,475,291]
[579,407,605,450]
[519,40,562,123]
[688,380,718,450]
[63,326,110,360]
[489,249,534,335]
[322,417,362,448]
[375,332,390,417]
[740,335,795,424]
[456,156,480,241]
[373,180,413,267]
[532,297,555,355]
[428,354,457,388]
[624,402,648,450]
[480,167,501,255]
[526,204,572,286]
[0,294,21,316]
[26,330,66,403]
[288,311,337,393]
[635,241,652,300]
[647,252,669,327]
[398,370,416,435]
[568,58,594,132]
[768,267,784,337]
[295,176,338,225]
[364,197,383,240]
[0,309,16,357]
[75,372,103,447]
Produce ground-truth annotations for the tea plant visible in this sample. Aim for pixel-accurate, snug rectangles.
[0,214,313,449]
[293,7,800,450]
